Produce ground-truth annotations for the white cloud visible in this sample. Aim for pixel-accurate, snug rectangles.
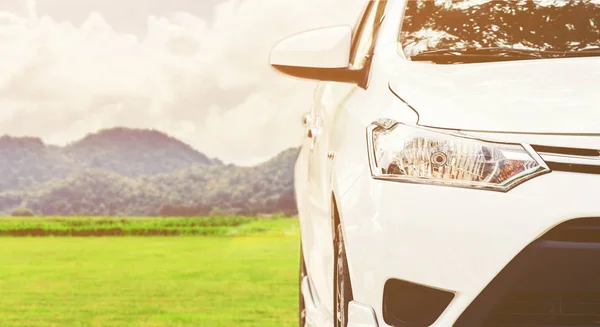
[0,0,365,165]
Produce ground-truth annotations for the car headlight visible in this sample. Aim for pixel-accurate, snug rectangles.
[367,119,550,192]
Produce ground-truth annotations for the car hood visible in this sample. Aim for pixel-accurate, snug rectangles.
[389,57,600,134]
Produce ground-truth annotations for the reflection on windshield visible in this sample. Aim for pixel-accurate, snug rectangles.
[399,0,600,58]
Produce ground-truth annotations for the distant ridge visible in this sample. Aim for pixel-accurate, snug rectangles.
[0,135,45,149]
[65,127,214,177]
[0,127,299,216]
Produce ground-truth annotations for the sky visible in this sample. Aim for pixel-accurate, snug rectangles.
[0,0,365,165]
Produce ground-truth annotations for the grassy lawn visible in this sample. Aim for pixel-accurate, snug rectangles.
[0,218,300,327]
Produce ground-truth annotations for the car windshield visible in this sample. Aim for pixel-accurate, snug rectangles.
[399,0,600,62]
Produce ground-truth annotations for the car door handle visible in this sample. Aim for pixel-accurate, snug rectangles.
[302,111,319,139]
[302,112,312,127]
[305,113,322,138]
[307,115,322,151]
[307,123,322,139]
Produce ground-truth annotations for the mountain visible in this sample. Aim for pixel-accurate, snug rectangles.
[65,128,214,177]
[0,136,78,191]
[0,128,215,192]
[0,128,299,216]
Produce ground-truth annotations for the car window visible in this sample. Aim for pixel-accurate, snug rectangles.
[399,0,600,58]
[349,0,387,70]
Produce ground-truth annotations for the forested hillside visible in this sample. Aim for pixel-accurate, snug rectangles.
[0,128,298,216]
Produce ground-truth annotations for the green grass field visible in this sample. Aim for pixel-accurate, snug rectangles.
[0,217,300,327]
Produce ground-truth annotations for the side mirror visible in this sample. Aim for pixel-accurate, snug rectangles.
[270,25,359,84]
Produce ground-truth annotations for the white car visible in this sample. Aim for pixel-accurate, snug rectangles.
[270,1,600,327]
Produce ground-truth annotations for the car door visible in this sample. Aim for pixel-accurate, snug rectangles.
[304,0,387,314]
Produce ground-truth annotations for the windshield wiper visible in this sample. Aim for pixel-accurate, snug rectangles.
[410,47,549,63]
[419,47,546,56]
[577,47,600,53]
[411,46,600,63]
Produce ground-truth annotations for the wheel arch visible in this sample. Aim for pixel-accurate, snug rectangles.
[331,179,366,306]
[331,191,356,288]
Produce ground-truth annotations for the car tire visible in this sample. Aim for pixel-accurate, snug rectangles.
[334,223,353,327]
[300,244,307,327]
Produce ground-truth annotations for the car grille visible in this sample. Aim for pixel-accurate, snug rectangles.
[532,144,600,175]
[457,219,600,327]
[485,292,600,327]
[541,218,600,243]
[484,218,600,327]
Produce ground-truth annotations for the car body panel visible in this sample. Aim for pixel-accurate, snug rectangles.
[339,151,600,326]
[298,0,407,317]
[287,0,600,326]
[305,80,357,315]
[388,57,600,134]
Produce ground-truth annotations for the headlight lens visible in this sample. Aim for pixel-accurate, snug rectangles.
[368,120,549,192]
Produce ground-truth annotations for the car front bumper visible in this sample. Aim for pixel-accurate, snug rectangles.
[337,168,600,327]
